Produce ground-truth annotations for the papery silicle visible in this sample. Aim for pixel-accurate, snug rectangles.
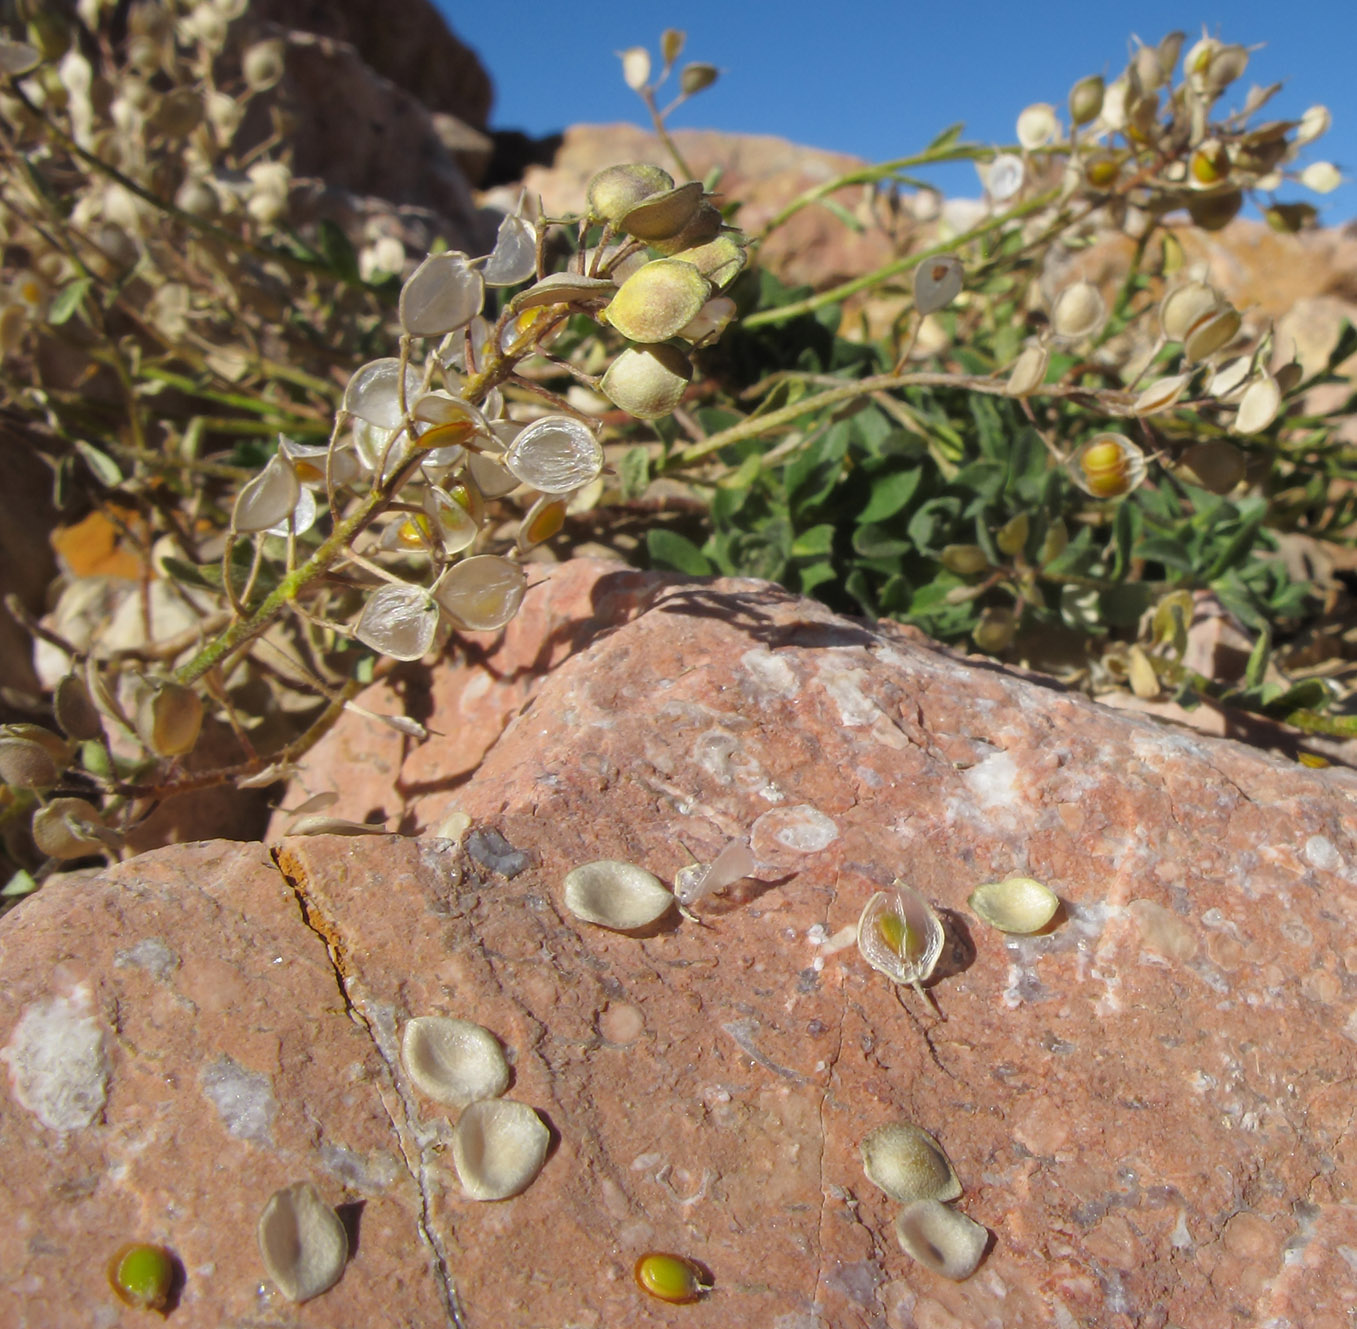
[355,583,439,661]
[435,556,526,632]
[233,453,300,533]
[344,358,423,430]
[914,255,963,316]
[399,252,484,337]
[503,416,603,494]
[481,214,537,287]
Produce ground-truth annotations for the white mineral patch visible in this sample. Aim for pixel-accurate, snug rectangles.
[1305,835,1341,872]
[751,805,838,854]
[741,647,797,698]
[1,985,108,1131]
[114,937,178,980]
[816,663,881,727]
[962,749,1021,811]
[199,1055,277,1145]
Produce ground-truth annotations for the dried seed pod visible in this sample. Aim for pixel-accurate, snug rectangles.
[1050,281,1106,341]
[1068,434,1146,499]
[451,1099,550,1200]
[257,1181,348,1303]
[54,674,103,742]
[434,555,527,633]
[857,885,943,989]
[0,733,64,789]
[1132,372,1191,416]
[605,258,710,343]
[107,1242,175,1310]
[1182,306,1241,363]
[861,1122,961,1203]
[233,453,300,534]
[1159,282,1220,343]
[32,797,118,860]
[399,252,484,337]
[968,877,1060,934]
[894,1200,988,1281]
[1005,342,1049,397]
[914,255,963,316]
[503,416,603,494]
[481,213,537,287]
[1015,102,1058,149]
[1068,74,1105,126]
[354,583,438,661]
[634,1252,712,1303]
[401,1016,510,1108]
[564,860,674,931]
[508,272,616,314]
[343,357,422,430]
[136,682,203,758]
[673,839,756,907]
[1234,374,1282,435]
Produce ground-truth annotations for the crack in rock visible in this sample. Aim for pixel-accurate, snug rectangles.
[269,846,468,1329]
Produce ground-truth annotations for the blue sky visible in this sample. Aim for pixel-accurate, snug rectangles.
[441,0,1353,224]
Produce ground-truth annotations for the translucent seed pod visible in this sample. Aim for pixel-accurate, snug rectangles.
[984,154,1024,203]
[617,45,651,92]
[894,1201,988,1281]
[401,1016,510,1108]
[634,1252,711,1304]
[1301,162,1342,195]
[674,839,756,908]
[425,485,481,555]
[107,1242,175,1310]
[857,885,944,990]
[467,446,521,499]
[618,180,705,242]
[914,255,963,316]
[399,251,484,337]
[968,876,1060,933]
[343,357,423,430]
[1015,102,1058,149]
[605,258,710,344]
[677,295,736,348]
[233,453,300,534]
[481,213,537,287]
[136,681,203,758]
[503,416,603,495]
[586,164,674,225]
[410,389,488,453]
[564,860,674,931]
[516,494,567,552]
[861,1122,961,1203]
[1050,281,1106,341]
[354,583,439,661]
[1297,105,1332,146]
[451,1099,550,1200]
[433,555,527,632]
[600,345,692,420]
[1233,374,1282,435]
[257,1182,348,1303]
[1069,434,1146,499]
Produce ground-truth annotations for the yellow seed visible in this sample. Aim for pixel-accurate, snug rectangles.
[876,913,915,957]
[397,514,432,548]
[634,1252,709,1303]
[1079,441,1129,497]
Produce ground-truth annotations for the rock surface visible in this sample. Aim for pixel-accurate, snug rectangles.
[6,561,1357,1327]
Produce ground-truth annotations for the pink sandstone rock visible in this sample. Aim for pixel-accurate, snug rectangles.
[7,560,1357,1327]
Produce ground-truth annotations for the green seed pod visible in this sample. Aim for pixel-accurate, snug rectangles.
[634,1252,711,1303]
[619,181,705,242]
[606,258,710,344]
[0,737,60,790]
[136,683,203,758]
[995,513,1030,558]
[600,344,692,420]
[108,1242,175,1311]
[32,797,117,860]
[669,233,747,289]
[972,606,1015,654]
[1068,74,1104,126]
[679,62,719,95]
[586,164,674,225]
[1186,189,1243,233]
[649,202,725,256]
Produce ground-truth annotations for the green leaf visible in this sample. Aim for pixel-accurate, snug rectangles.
[926,122,966,152]
[73,440,123,486]
[647,528,713,576]
[1098,583,1156,627]
[856,468,922,523]
[798,561,838,596]
[318,220,361,285]
[618,445,650,501]
[792,523,835,558]
[1,869,38,898]
[48,277,91,326]
[852,523,912,560]
[1243,626,1271,692]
